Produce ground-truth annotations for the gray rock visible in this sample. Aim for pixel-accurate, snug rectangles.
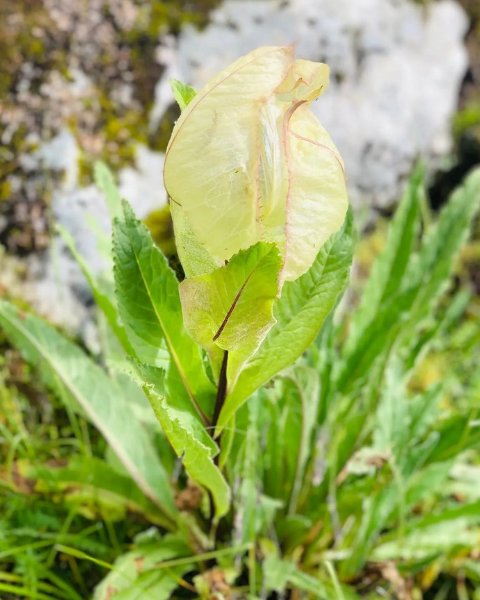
[15,141,167,335]
[119,145,167,218]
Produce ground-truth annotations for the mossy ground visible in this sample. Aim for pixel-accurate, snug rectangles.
[0,0,220,254]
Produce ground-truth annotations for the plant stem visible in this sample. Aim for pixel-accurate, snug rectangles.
[212,351,228,432]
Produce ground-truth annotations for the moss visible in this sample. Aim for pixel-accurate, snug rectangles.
[0,181,12,204]
[0,123,34,180]
[453,102,480,141]
[76,93,150,184]
[0,2,67,252]
[0,1,63,98]
[143,204,184,278]
[0,0,223,254]
[143,204,177,257]
[69,0,221,181]
[130,0,222,38]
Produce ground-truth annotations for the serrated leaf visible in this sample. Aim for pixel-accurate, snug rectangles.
[140,365,231,519]
[216,210,353,433]
[180,242,282,383]
[346,166,423,350]
[170,79,196,111]
[0,301,176,523]
[113,201,215,418]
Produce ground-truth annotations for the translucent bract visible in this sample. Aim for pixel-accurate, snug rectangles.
[164,46,348,282]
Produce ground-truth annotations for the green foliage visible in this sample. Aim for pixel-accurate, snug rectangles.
[144,368,231,520]
[217,209,354,433]
[112,200,230,517]
[0,302,176,525]
[180,242,282,384]
[1,161,480,599]
[0,339,162,599]
[93,533,191,600]
[112,201,214,410]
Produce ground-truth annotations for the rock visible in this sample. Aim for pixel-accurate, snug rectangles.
[29,129,79,190]
[8,140,166,335]
[154,0,469,209]
[119,145,167,218]
[0,245,90,335]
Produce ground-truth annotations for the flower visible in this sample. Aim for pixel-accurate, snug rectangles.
[164,45,348,282]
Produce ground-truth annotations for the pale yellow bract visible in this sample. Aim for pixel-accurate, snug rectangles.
[164,46,348,282]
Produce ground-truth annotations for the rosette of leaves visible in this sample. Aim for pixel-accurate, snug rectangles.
[165,46,349,433]
[0,47,352,525]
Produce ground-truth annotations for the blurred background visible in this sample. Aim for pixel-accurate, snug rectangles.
[0,0,479,334]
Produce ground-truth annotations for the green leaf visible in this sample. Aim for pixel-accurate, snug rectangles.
[340,485,399,577]
[372,357,411,467]
[403,288,471,373]
[263,555,358,599]
[263,556,321,596]
[94,161,123,220]
[260,370,318,508]
[93,534,191,600]
[402,167,480,327]
[170,79,196,111]
[447,463,480,502]
[336,170,480,397]
[0,301,176,524]
[140,364,231,519]
[346,166,423,350]
[371,502,480,562]
[113,201,215,418]
[180,242,282,383]
[28,456,167,525]
[285,365,321,513]
[261,384,291,500]
[216,210,353,434]
[237,394,261,544]
[405,461,453,508]
[336,170,480,402]
[336,290,415,394]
